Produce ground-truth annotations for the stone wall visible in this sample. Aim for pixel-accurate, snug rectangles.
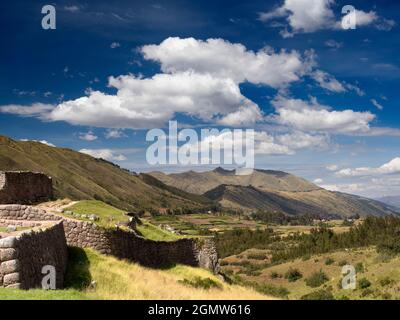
[0,172,53,205]
[0,204,61,221]
[63,219,219,272]
[0,222,68,289]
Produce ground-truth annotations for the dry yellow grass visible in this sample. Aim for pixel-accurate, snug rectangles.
[222,246,400,300]
[84,249,274,300]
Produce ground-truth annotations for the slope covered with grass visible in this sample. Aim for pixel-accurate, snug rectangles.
[0,136,209,212]
[0,248,271,300]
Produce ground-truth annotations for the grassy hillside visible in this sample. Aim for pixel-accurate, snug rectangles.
[151,168,398,218]
[222,247,400,300]
[0,136,209,212]
[0,248,271,300]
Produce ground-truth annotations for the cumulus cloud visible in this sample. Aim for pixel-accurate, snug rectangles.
[336,157,400,177]
[78,131,98,141]
[272,96,375,134]
[79,148,127,161]
[313,178,323,184]
[48,72,263,128]
[259,0,391,37]
[142,37,310,88]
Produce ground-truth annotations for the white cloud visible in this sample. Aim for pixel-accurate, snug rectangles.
[311,70,346,93]
[260,0,391,37]
[64,5,80,13]
[79,148,127,161]
[371,99,383,110]
[142,37,310,88]
[313,178,323,184]
[340,9,377,28]
[110,42,120,49]
[20,139,55,147]
[326,164,338,171]
[105,129,126,139]
[0,103,53,117]
[48,72,263,128]
[272,96,375,134]
[325,39,342,49]
[259,0,336,35]
[336,157,400,177]
[275,131,329,150]
[321,183,365,193]
[78,131,98,141]
[311,70,364,95]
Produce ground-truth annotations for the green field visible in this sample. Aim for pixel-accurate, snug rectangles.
[63,200,129,228]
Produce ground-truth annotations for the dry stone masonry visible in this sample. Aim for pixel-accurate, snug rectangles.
[63,219,219,271]
[0,171,53,204]
[0,221,68,289]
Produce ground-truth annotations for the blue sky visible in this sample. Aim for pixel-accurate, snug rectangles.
[1,0,400,197]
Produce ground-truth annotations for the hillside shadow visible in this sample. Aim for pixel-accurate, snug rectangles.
[64,247,92,290]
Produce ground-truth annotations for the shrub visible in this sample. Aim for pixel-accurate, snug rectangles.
[381,292,392,300]
[284,268,303,282]
[325,257,335,265]
[338,260,348,266]
[247,252,266,260]
[379,277,395,287]
[305,270,329,288]
[179,277,222,290]
[355,262,364,273]
[252,283,289,298]
[358,278,372,289]
[301,289,335,300]
[360,288,374,297]
[270,271,281,279]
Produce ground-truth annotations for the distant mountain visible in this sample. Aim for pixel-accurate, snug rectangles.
[0,135,210,212]
[375,196,400,209]
[150,167,319,194]
[150,168,399,218]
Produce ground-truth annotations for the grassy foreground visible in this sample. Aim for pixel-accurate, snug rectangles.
[0,248,271,300]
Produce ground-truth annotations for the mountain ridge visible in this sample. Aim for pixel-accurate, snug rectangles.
[149,168,399,218]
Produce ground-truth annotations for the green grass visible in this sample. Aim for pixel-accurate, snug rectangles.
[0,226,31,233]
[65,200,129,227]
[0,288,87,300]
[136,220,182,241]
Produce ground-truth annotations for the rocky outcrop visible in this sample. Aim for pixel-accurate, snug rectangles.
[0,172,53,204]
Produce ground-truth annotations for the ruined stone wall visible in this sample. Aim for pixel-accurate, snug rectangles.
[0,172,53,205]
[63,219,219,272]
[0,222,68,289]
[0,204,61,221]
